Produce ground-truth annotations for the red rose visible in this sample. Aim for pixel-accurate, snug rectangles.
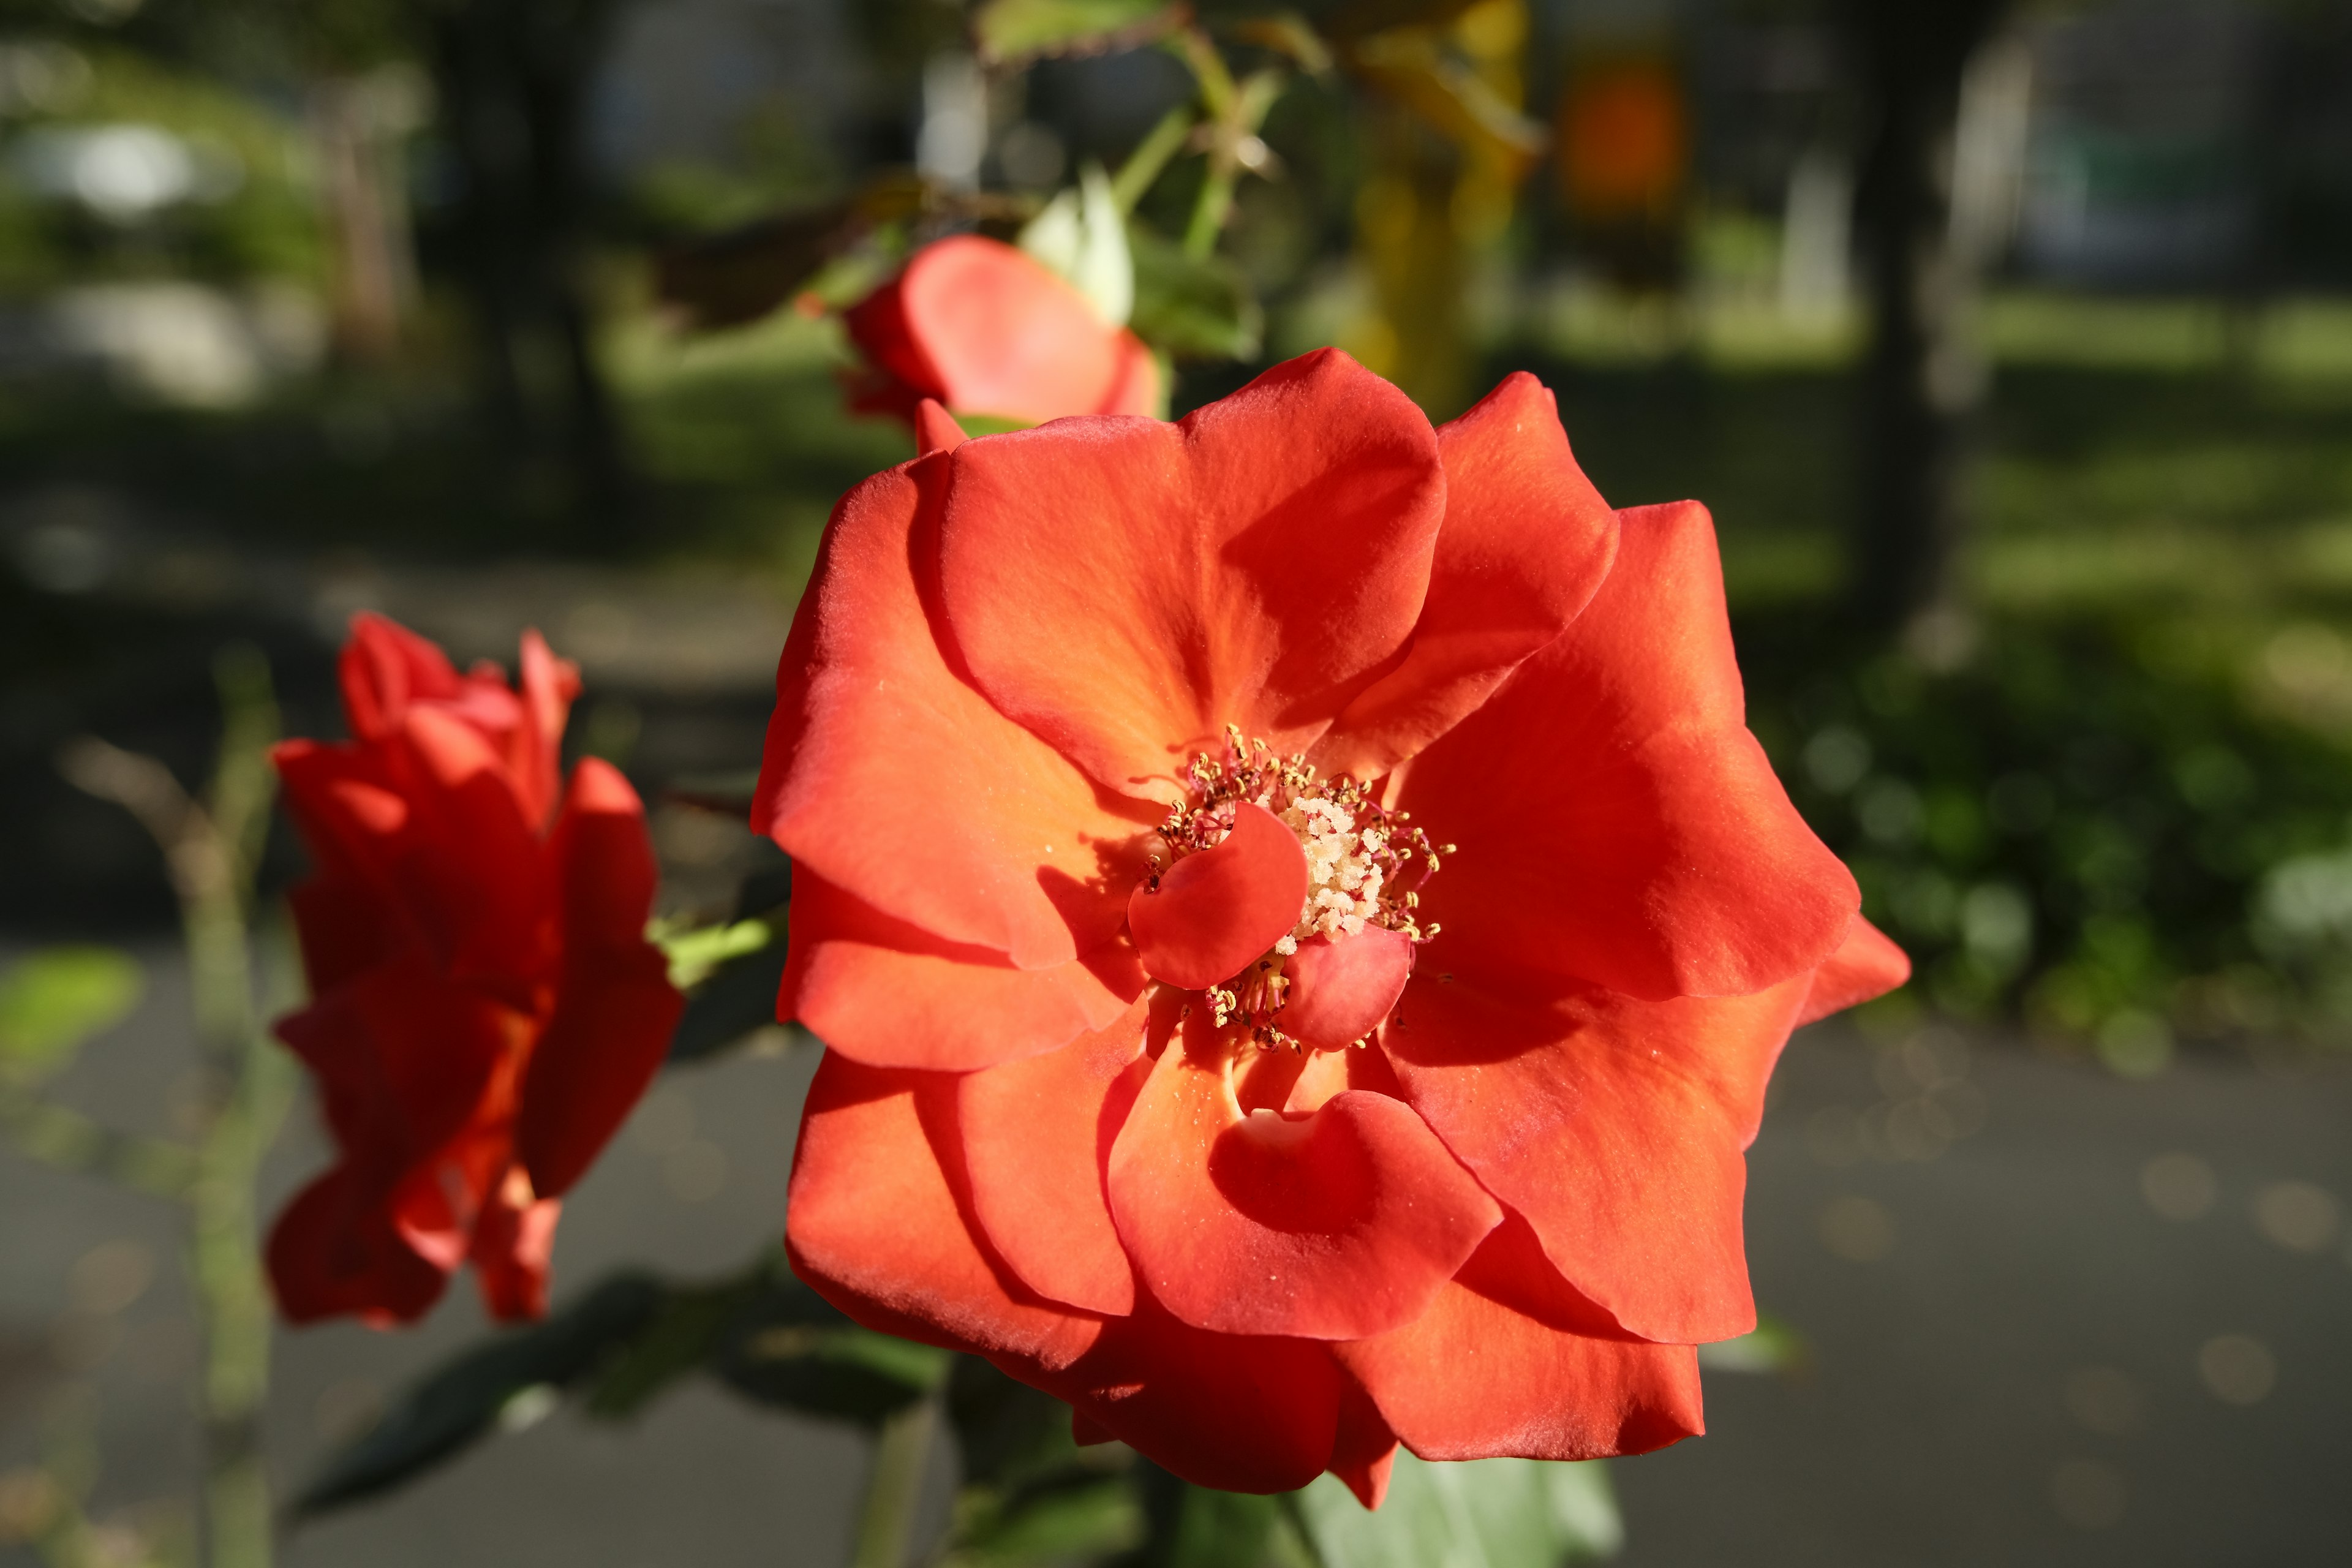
[757,352,1905,1502]
[843,235,1159,428]
[269,615,682,1325]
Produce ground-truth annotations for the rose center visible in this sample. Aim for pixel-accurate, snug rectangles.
[1125,729,1449,1050]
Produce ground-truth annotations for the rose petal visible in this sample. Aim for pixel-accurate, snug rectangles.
[938,349,1446,793]
[1128,802,1310,990]
[1281,924,1414,1049]
[1335,1214,1705,1461]
[266,1166,451,1326]
[510,629,581,829]
[958,998,1150,1314]
[783,870,1143,1071]
[894,236,1158,423]
[1107,1017,1500,1340]
[1401,499,1856,1001]
[339,612,462,742]
[785,1052,1103,1371]
[914,398,968,456]
[1796,914,1911,1027]
[1329,1380,1400,1509]
[1382,963,1812,1344]
[1038,1292,1344,1494]
[1315,372,1619,779]
[756,453,1158,967]
[470,1164,560,1322]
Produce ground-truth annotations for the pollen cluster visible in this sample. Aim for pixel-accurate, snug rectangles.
[1150,728,1450,1045]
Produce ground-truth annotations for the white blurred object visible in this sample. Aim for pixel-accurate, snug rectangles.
[1018,162,1133,326]
[1778,148,1850,322]
[1950,33,2034,268]
[916,53,986,191]
[12,123,241,221]
[10,283,325,407]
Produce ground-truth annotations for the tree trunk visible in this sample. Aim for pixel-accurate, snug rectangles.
[430,0,638,542]
[1842,1,2011,630]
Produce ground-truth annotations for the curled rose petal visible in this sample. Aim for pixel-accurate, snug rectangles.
[1127,802,1310,990]
[1281,925,1414,1049]
[1107,1019,1500,1341]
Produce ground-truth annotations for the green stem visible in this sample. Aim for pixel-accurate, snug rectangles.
[191,1008,292,1568]
[1111,106,1194,214]
[187,654,285,1568]
[849,1397,937,1568]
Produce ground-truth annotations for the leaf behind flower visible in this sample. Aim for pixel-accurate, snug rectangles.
[1291,1453,1624,1567]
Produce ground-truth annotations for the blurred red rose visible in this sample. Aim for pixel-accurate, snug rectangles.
[843,234,1159,427]
[269,614,682,1325]
[757,352,1905,1502]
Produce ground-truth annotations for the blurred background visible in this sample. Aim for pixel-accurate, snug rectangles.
[4,0,2352,1562]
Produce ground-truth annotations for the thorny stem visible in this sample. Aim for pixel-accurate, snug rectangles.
[1167,28,1288,260]
[50,646,288,1568]
[850,1396,938,1568]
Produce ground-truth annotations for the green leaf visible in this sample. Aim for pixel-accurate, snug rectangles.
[974,0,1180,64]
[944,1474,1142,1567]
[0,948,143,1084]
[1292,1452,1623,1568]
[295,1273,665,1517]
[1697,1311,1809,1376]
[655,916,776,992]
[709,1269,948,1426]
[581,1275,763,1419]
[946,1356,1082,1490]
[1128,226,1263,361]
[665,862,791,1064]
[1128,1468,1316,1568]
[1020,162,1134,326]
[665,938,790,1063]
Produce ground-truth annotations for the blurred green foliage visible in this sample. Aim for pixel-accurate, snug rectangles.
[1486,291,2352,1058]
[0,945,143,1084]
[0,45,322,293]
[1744,616,2352,1061]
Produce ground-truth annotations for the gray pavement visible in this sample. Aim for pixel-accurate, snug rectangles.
[5,942,2350,1566]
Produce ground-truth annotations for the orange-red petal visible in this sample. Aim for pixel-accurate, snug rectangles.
[892,236,1158,423]
[937,349,1446,792]
[1280,925,1414,1050]
[785,1052,1103,1371]
[914,398,968,456]
[1401,499,1855,1001]
[1335,1216,1705,1461]
[470,1164,560,1321]
[782,870,1143,1071]
[1797,914,1912,1027]
[1107,1019,1500,1340]
[1037,1292,1344,1494]
[517,761,681,1199]
[957,999,1150,1314]
[755,452,1155,967]
[1382,963,1812,1344]
[1126,802,1309,990]
[1316,372,1619,780]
